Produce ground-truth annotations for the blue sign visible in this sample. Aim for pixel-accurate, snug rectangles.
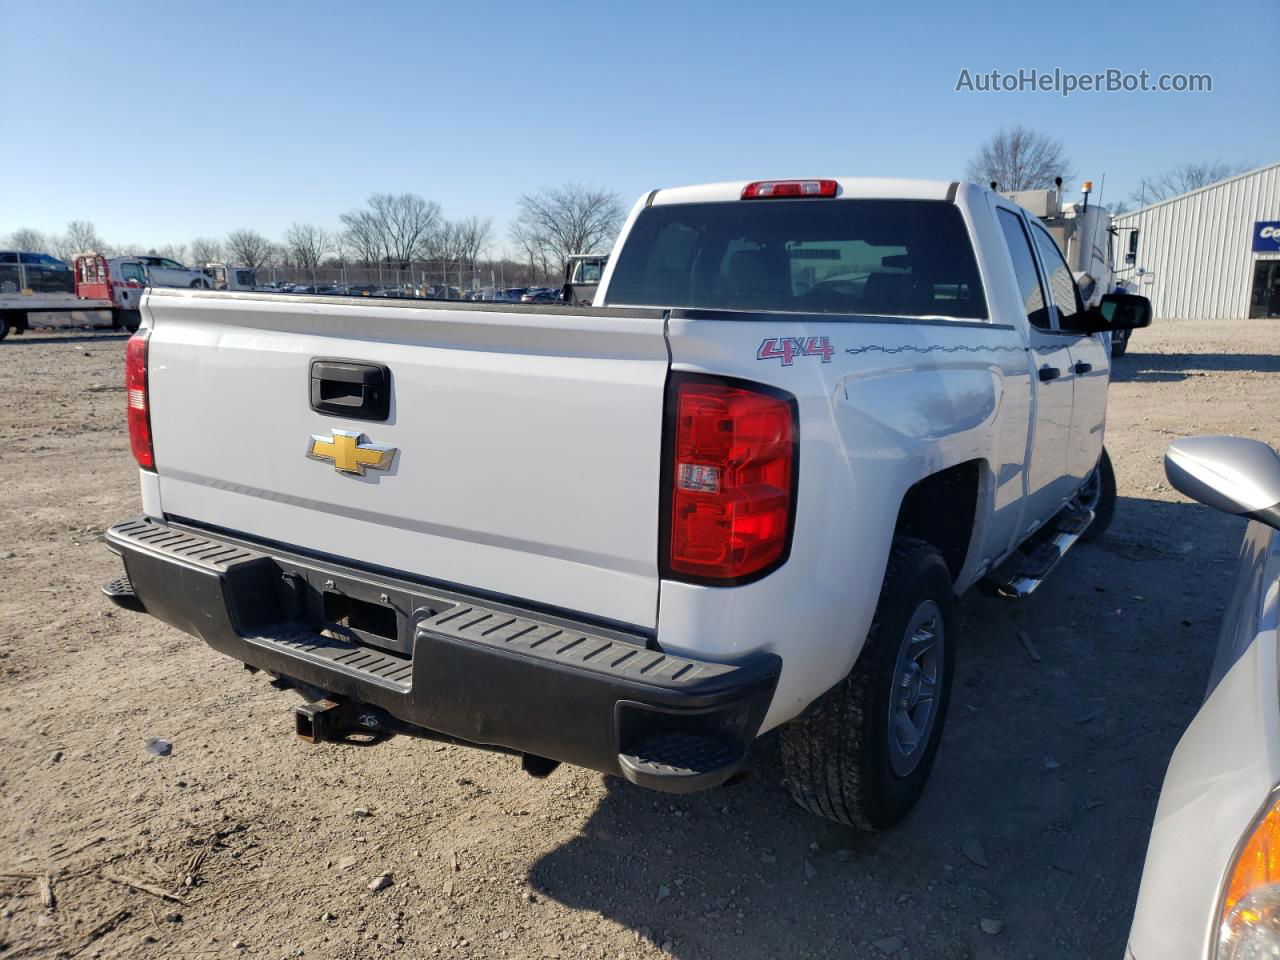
[1255,222,1280,252]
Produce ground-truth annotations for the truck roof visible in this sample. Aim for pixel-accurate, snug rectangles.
[649,177,957,206]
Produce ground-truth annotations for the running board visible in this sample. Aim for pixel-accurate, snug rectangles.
[983,508,1094,599]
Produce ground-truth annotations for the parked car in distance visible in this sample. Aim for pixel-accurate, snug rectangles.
[290,285,317,295]
[133,255,212,288]
[520,288,559,304]
[0,251,74,294]
[1128,435,1280,960]
[204,263,258,291]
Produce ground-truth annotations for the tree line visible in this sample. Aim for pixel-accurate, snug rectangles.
[3,182,627,289]
[3,146,1252,276]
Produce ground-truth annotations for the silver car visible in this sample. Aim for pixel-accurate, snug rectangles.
[1128,436,1280,959]
[133,255,211,288]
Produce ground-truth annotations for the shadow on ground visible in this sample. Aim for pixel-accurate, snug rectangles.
[528,496,1242,959]
[1112,349,1280,383]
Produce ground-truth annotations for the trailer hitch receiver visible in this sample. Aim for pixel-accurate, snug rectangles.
[295,699,392,744]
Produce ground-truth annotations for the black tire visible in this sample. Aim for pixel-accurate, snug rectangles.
[1111,336,1128,358]
[190,278,209,289]
[1078,447,1117,542]
[0,314,9,341]
[781,537,956,830]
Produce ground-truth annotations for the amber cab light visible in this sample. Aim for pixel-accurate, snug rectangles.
[125,330,155,471]
[665,375,796,584]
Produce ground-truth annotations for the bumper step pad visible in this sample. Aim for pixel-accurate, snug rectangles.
[619,732,748,794]
[259,626,414,691]
[101,573,145,613]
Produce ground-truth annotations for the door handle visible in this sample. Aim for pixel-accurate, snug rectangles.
[1074,361,1092,375]
[1038,366,1061,382]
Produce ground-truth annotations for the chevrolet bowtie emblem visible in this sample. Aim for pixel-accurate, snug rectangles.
[306,430,396,475]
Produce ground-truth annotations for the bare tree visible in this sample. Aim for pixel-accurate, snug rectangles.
[1129,161,1251,207]
[366,193,441,268]
[965,126,1073,192]
[51,220,107,260]
[225,229,274,271]
[338,208,386,281]
[191,237,223,265]
[508,221,551,285]
[424,220,464,292]
[453,216,493,271]
[510,183,624,279]
[7,227,46,252]
[284,223,331,283]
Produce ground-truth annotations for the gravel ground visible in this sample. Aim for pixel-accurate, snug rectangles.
[1,317,1277,960]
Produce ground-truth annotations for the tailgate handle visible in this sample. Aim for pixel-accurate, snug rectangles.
[310,359,391,421]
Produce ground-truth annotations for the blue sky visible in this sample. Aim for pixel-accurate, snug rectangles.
[3,0,1275,255]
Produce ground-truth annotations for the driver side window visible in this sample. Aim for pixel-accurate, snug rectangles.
[1029,223,1085,330]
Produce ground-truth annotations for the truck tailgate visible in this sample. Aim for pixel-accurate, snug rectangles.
[142,289,669,629]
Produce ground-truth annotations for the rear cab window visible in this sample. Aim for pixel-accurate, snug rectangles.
[605,198,987,319]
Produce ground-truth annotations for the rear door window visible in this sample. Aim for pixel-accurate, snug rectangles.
[605,198,987,319]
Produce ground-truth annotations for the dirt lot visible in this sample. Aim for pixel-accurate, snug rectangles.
[1,317,1277,960]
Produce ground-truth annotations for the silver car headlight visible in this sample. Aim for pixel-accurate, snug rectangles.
[1219,884,1280,958]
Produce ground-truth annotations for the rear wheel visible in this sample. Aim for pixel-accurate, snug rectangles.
[0,313,10,341]
[781,537,956,830]
[1111,331,1129,358]
[1073,447,1116,542]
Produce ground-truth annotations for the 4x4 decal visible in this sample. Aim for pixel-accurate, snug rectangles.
[757,336,835,365]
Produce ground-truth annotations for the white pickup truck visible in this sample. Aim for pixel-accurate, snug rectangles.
[103,177,1151,829]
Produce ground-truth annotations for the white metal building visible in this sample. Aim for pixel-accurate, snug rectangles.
[1112,162,1280,319]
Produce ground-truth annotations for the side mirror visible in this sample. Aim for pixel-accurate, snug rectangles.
[1099,292,1152,329]
[1077,292,1153,333]
[1165,436,1280,531]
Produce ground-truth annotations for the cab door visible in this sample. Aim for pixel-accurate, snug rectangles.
[992,200,1077,527]
[1028,221,1111,485]
[114,260,149,310]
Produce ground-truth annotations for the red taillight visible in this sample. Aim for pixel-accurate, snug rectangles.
[125,331,155,471]
[665,376,796,583]
[741,179,838,199]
